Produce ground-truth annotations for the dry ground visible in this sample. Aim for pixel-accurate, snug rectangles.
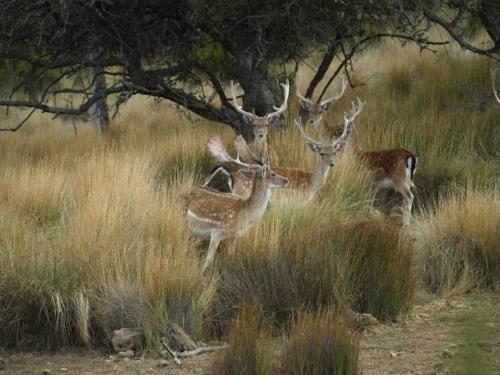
[2,293,498,375]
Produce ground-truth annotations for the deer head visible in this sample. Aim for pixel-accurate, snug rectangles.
[296,77,348,130]
[230,80,290,141]
[207,135,288,188]
[295,97,365,168]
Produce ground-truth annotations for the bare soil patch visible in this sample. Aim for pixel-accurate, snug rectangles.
[2,293,498,375]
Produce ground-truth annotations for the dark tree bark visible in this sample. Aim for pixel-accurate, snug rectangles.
[90,66,109,135]
[305,44,338,100]
[476,0,500,47]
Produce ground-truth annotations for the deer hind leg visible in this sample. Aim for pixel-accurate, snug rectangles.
[201,232,223,274]
[397,185,414,226]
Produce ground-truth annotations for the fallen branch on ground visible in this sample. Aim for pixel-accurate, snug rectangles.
[160,337,228,366]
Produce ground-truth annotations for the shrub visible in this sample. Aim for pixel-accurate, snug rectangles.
[278,310,359,375]
[419,187,500,294]
[207,307,272,375]
[210,210,415,334]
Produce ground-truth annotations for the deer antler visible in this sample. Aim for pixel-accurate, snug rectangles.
[334,98,366,146]
[296,78,314,109]
[320,77,348,107]
[230,81,255,119]
[343,98,366,125]
[268,80,290,119]
[491,67,500,104]
[207,135,261,169]
[234,135,261,164]
[295,116,322,147]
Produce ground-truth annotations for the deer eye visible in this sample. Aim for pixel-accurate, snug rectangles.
[271,172,276,177]
[319,152,325,156]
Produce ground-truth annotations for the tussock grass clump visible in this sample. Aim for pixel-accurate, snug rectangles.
[211,209,415,332]
[419,187,500,294]
[207,307,272,375]
[346,219,415,320]
[0,118,215,349]
[278,310,359,375]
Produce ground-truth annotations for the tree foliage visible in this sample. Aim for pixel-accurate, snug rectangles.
[0,0,497,136]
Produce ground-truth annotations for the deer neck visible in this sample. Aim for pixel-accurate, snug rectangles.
[253,137,268,162]
[242,177,272,223]
[351,141,364,157]
[310,160,331,192]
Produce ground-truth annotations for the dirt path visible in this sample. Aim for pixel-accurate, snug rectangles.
[1,294,498,375]
[360,293,500,375]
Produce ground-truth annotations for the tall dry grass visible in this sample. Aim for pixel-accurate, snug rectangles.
[207,307,272,375]
[278,310,359,375]
[418,186,500,295]
[0,34,497,351]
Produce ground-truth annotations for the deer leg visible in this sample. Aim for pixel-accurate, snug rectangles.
[399,186,414,226]
[201,232,222,274]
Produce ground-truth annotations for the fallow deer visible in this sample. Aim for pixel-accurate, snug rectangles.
[296,77,351,144]
[205,100,364,201]
[301,97,418,226]
[491,67,500,104]
[184,135,288,273]
[229,80,290,164]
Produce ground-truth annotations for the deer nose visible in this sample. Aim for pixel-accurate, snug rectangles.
[329,162,335,167]
[308,119,315,124]
[283,178,289,185]
[258,134,264,138]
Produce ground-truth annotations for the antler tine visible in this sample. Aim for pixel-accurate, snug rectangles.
[344,97,366,124]
[230,80,255,118]
[491,67,500,104]
[269,80,290,117]
[320,76,348,106]
[295,116,322,146]
[207,135,260,169]
[334,97,366,146]
[296,78,314,107]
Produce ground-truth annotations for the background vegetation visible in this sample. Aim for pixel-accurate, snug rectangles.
[0,32,498,373]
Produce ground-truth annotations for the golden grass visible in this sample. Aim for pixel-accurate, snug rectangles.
[278,310,359,375]
[207,306,272,375]
[417,186,500,295]
[0,35,498,349]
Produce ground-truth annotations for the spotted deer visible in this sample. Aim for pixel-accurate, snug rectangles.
[491,67,500,104]
[229,80,290,164]
[205,101,363,201]
[301,96,418,225]
[296,77,353,144]
[184,135,288,273]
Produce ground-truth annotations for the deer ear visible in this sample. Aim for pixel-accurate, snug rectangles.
[334,141,347,153]
[267,115,279,126]
[299,100,311,110]
[307,142,321,153]
[243,114,255,124]
[321,101,333,111]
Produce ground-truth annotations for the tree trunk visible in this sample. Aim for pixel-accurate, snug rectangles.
[305,44,338,99]
[90,65,109,135]
[477,0,500,49]
[236,67,281,141]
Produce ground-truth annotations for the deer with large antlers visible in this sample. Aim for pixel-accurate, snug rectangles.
[297,77,353,144]
[204,101,361,201]
[229,80,290,164]
[301,95,418,226]
[184,135,288,273]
